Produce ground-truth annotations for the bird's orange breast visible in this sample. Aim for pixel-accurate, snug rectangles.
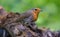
[32,12,38,21]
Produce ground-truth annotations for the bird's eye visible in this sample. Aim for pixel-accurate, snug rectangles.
[34,9,37,11]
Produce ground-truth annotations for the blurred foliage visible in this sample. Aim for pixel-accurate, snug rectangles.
[0,0,60,31]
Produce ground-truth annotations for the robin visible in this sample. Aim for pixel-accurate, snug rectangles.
[18,8,41,30]
[20,8,40,22]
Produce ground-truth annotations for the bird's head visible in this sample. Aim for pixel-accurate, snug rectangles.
[31,8,42,17]
[32,8,41,16]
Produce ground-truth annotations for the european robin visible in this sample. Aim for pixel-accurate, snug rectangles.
[20,8,41,22]
[19,8,41,30]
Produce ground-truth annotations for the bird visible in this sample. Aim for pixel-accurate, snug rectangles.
[19,8,41,22]
[18,8,41,30]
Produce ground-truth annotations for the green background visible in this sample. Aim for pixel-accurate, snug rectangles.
[0,0,60,31]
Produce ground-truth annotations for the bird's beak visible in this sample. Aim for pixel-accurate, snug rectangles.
[36,8,43,12]
[40,9,43,12]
